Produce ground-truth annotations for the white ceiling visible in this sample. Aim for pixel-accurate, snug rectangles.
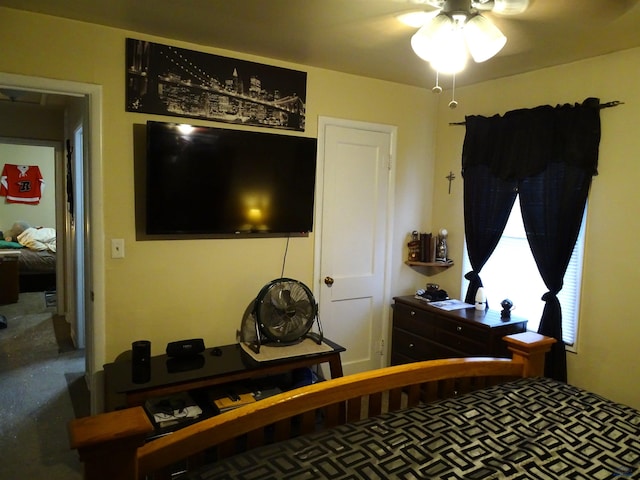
[1,0,640,89]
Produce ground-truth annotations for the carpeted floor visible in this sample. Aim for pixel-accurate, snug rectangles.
[0,292,89,480]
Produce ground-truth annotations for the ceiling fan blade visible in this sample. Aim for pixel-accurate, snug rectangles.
[472,0,495,11]
[390,0,443,5]
[491,0,530,15]
[397,9,440,27]
[521,0,638,24]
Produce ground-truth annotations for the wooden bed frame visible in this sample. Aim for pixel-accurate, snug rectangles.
[69,332,555,480]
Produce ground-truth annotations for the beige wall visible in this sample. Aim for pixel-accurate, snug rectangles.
[0,8,436,365]
[430,47,640,409]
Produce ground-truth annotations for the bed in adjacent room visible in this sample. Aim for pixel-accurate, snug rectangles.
[0,225,57,292]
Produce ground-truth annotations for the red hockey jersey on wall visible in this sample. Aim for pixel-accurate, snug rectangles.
[0,164,45,204]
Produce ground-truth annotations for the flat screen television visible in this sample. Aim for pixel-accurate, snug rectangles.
[143,121,317,238]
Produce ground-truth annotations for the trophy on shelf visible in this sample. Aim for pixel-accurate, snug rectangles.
[436,228,448,262]
[407,231,421,261]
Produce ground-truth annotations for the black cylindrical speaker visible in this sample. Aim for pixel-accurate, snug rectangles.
[131,340,151,384]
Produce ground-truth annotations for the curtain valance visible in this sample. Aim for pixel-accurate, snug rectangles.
[462,97,601,181]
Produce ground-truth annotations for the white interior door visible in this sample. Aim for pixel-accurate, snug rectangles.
[315,117,395,376]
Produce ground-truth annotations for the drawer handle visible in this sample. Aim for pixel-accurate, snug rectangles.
[410,310,416,316]
[456,326,462,332]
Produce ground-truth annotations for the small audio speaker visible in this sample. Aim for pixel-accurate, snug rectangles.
[131,340,151,384]
[166,338,205,358]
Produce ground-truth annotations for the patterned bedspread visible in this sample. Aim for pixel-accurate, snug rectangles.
[186,377,640,479]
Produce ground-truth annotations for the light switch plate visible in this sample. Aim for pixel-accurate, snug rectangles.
[111,238,125,259]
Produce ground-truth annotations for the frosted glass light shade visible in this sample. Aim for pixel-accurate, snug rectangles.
[430,26,468,73]
[410,14,453,62]
[464,14,507,62]
[411,14,467,74]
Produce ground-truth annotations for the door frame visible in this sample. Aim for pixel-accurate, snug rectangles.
[314,116,396,369]
[0,72,105,413]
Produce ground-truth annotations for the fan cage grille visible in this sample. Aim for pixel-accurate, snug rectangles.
[255,278,318,344]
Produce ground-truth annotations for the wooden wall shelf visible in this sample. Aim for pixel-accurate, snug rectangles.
[405,260,453,268]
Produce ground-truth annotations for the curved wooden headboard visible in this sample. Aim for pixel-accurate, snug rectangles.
[69,332,555,480]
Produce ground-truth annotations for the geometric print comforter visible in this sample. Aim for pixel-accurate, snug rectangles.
[187,377,640,480]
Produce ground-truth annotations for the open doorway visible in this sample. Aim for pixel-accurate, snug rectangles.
[0,104,85,362]
[0,97,84,324]
[0,73,104,413]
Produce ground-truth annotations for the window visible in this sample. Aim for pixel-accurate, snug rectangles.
[461,196,585,351]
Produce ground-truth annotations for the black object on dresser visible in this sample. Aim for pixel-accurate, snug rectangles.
[391,296,528,364]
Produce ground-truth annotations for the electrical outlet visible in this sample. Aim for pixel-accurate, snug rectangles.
[111,238,125,259]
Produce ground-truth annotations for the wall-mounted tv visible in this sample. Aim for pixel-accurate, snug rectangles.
[142,121,317,238]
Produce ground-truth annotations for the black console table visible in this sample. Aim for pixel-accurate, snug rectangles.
[104,339,346,411]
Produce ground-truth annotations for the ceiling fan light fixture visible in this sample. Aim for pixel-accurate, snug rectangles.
[464,14,506,62]
[409,2,512,74]
[410,13,453,62]
[429,24,468,74]
[410,32,433,62]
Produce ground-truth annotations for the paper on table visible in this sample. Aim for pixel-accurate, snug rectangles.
[428,299,475,311]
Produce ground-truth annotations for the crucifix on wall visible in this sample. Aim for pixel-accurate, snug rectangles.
[446,171,456,194]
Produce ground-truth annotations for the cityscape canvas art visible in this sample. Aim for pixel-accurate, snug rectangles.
[126,38,307,131]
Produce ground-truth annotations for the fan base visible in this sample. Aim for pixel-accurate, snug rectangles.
[246,331,323,355]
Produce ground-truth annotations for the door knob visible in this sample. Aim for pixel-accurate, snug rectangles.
[324,276,334,286]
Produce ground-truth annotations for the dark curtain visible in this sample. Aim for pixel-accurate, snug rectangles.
[462,98,601,381]
[462,164,517,306]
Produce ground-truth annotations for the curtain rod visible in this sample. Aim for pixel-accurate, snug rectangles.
[449,100,624,126]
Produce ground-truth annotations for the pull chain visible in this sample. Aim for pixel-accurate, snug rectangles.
[449,73,458,109]
[432,71,442,94]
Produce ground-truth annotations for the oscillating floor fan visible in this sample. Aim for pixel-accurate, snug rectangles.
[240,278,323,354]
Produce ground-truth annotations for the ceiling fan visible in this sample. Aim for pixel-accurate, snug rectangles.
[415,0,530,16]
[396,0,529,106]
[401,0,529,71]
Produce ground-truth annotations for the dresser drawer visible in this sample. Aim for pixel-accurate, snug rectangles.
[438,318,489,342]
[393,302,437,339]
[436,330,486,355]
[435,319,488,355]
[392,328,453,361]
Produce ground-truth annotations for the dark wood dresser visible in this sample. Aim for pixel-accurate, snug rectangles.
[391,295,528,364]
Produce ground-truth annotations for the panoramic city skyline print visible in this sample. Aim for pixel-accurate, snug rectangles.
[126,38,307,131]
